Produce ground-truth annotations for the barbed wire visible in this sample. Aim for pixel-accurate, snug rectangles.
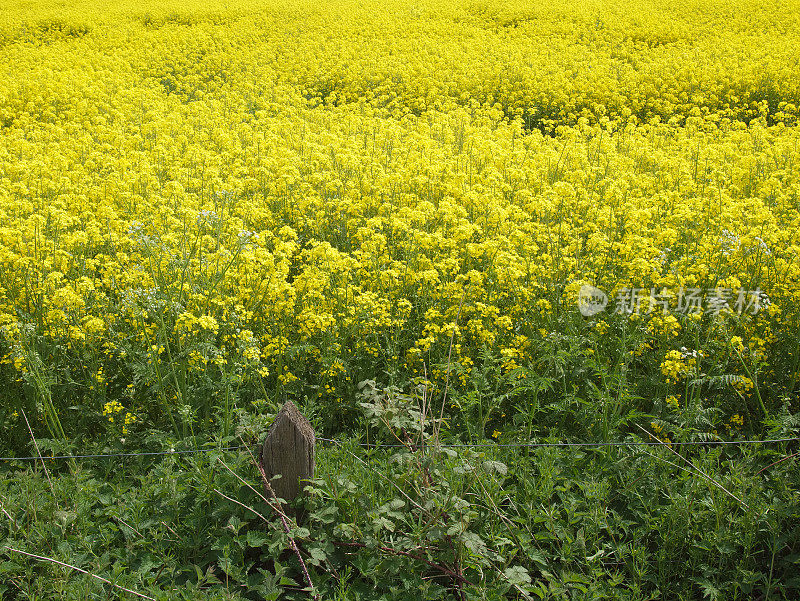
[3,435,795,463]
[317,436,800,449]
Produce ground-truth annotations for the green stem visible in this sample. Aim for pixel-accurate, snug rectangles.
[734,347,768,419]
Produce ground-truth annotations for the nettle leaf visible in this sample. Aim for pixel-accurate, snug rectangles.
[218,556,233,577]
[246,531,269,548]
[252,569,283,600]
[226,515,243,534]
[134,553,159,575]
[526,549,549,570]
[504,565,532,586]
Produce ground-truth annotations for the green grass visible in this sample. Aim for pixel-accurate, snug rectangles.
[0,382,798,600]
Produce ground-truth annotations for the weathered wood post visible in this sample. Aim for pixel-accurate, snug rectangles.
[259,401,315,504]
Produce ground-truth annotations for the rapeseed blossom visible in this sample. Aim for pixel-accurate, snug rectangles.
[0,0,798,438]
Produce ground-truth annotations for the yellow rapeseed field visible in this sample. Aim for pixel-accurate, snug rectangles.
[1,0,799,439]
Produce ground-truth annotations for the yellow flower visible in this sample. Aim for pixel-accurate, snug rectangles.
[103,400,124,423]
[82,317,105,337]
[122,412,136,434]
[0,0,798,449]
[197,315,219,333]
[660,350,688,383]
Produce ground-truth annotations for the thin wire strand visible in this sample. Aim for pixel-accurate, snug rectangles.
[0,445,247,462]
[317,436,799,449]
[1,436,797,463]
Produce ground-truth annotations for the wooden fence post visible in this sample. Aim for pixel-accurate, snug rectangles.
[259,401,315,504]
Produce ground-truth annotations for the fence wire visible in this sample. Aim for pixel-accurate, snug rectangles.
[0,446,248,462]
[317,436,800,449]
[0,436,797,463]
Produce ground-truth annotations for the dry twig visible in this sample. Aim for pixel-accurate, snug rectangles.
[634,423,749,508]
[0,493,19,532]
[20,409,58,510]
[4,546,155,600]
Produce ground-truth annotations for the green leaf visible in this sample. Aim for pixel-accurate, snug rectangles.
[308,547,327,566]
[504,565,532,586]
[527,550,548,568]
[461,531,488,556]
[246,531,270,547]
[291,527,310,538]
[311,505,338,524]
[483,460,508,475]
[372,515,395,532]
[695,578,721,600]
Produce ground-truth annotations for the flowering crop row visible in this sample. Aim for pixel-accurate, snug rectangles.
[1,0,799,443]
